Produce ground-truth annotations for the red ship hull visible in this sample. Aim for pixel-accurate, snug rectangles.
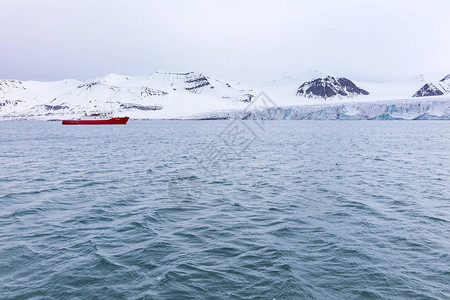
[62,117,129,125]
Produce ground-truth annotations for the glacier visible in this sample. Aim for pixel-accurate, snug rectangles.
[191,98,450,121]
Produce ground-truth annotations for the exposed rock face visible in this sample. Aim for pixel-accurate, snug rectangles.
[240,94,255,103]
[439,74,450,93]
[413,74,450,97]
[77,81,101,90]
[120,103,162,110]
[0,80,26,94]
[140,87,167,97]
[440,74,450,82]
[296,76,369,99]
[184,74,211,92]
[413,83,444,97]
[0,100,22,108]
[44,105,69,111]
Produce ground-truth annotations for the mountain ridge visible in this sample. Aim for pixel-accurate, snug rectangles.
[296,76,369,99]
[413,74,450,97]
[1,71,450,120]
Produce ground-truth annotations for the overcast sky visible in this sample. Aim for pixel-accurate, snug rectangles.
[1,0,449,83]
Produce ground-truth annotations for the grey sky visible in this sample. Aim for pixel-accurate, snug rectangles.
[1,0,449,83]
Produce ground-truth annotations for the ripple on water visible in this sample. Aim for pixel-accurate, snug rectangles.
[0,120,449,299]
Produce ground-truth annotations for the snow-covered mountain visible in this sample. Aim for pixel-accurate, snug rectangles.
[1,70,450,120]
[413,74,450,97]
[296,76,369,99]
[0,71,255,120]
[260,71,432,105]
[413,83,444,97]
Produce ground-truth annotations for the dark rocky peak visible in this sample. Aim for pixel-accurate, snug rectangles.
[440,74,450,82]
[296,76,369,99]
[413,83,444,97]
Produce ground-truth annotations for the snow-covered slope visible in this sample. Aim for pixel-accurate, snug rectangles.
[440,75,450,93]
[0,71,255,120]
[413,74,450,97]
[258,72,433,108]
[413,83,444,97]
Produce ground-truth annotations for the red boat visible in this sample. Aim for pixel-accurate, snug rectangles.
[62,112,129,125]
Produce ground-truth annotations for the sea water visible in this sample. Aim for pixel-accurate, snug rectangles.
[0,120,449,299]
